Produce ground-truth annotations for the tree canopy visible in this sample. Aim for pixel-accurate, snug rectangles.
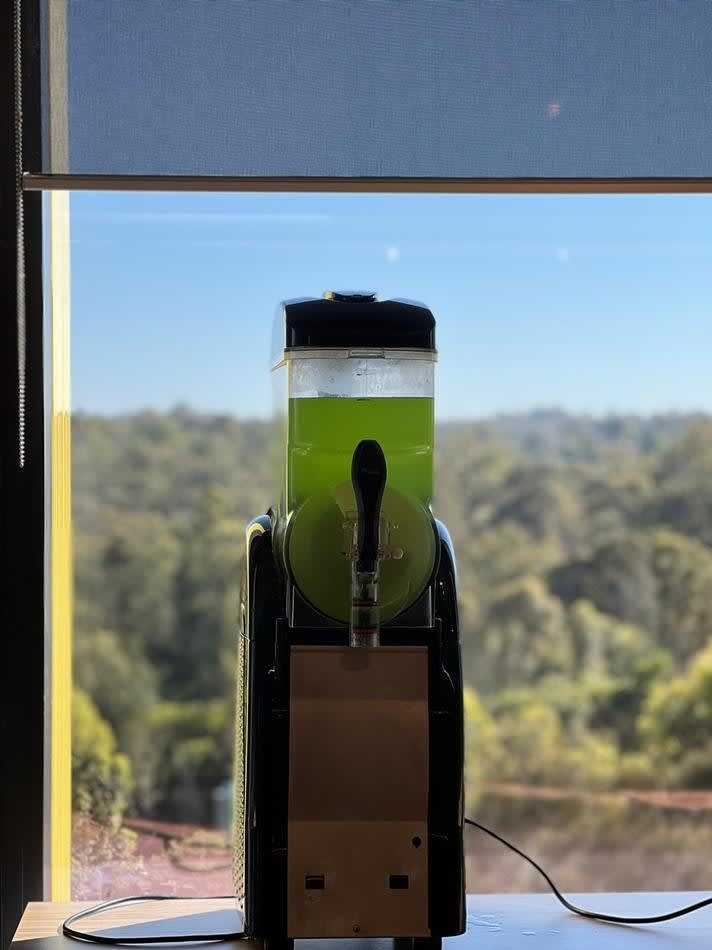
[71,409,712,822]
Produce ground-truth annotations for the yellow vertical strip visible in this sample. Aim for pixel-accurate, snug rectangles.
[49,189,72,900]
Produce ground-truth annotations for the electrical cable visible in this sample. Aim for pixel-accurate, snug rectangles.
[465,817,712,924]
[63,819,712,944]
[61,895,244,944]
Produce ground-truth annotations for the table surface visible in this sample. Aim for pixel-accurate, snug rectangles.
[11,894,712,949]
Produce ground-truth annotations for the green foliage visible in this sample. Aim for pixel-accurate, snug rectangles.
[549,534,658,633]
[463,687,502,801]
[166,488,242,700]
[587,650,673,752]
[70,409,712,820]
[550,529,712,667]
[72,689,133,825]
[647,420,712,546]
[567,600,650,679]
[461,521,561,608]
[474,576,572,690]
[497,702,567,785]
[491,687,621,790]
[74,629,160,812]
[100,512,181,652]
[74,629,158,744]
[650,529,712,662]
[144,699,233,822]
[490,466,584,552]
[640,640,712,785]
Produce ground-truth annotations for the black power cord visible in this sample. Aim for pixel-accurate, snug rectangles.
[465,817,712,925]
[61,895,244,944]
[63,819,712,944]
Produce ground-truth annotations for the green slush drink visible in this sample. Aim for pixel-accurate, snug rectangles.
[286,396,436,623]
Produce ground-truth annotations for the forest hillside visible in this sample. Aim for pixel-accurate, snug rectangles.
[72,409,712,826]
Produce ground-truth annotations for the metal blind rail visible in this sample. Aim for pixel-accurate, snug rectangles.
[22,174,712,194]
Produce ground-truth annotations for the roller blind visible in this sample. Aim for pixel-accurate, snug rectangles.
[44,0,712,178]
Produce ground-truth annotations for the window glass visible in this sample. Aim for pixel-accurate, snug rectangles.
[65,191,712,898]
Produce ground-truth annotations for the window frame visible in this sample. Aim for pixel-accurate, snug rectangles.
[2,0,45,945]
[21,175,712,193]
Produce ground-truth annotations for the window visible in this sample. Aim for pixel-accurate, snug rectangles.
[6,2,712,941]
[61,190,712,899]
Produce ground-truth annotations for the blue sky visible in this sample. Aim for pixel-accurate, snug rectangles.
[69,192,712,420]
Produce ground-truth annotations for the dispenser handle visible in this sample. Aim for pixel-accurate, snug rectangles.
[351,440,387,573]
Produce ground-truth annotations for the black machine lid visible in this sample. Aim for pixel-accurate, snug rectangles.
[275,292,436,359]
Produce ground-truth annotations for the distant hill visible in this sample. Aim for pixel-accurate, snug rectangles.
[441,409,704,464]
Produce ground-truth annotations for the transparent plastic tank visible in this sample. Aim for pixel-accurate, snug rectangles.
[272,340,437,625]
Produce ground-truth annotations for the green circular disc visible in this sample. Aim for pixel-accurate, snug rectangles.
[287,482,436,624]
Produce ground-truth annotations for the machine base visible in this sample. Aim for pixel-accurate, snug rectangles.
[265,940,294,950]
[265,939,441,950]
[396,939,442,950]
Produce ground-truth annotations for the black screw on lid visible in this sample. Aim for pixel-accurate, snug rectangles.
[276,293,436,355]
[324,290,377,303]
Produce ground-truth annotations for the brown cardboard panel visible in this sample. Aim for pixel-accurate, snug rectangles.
[288,647,429,937]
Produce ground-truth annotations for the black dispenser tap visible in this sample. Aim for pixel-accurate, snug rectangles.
[350,440,387,647]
